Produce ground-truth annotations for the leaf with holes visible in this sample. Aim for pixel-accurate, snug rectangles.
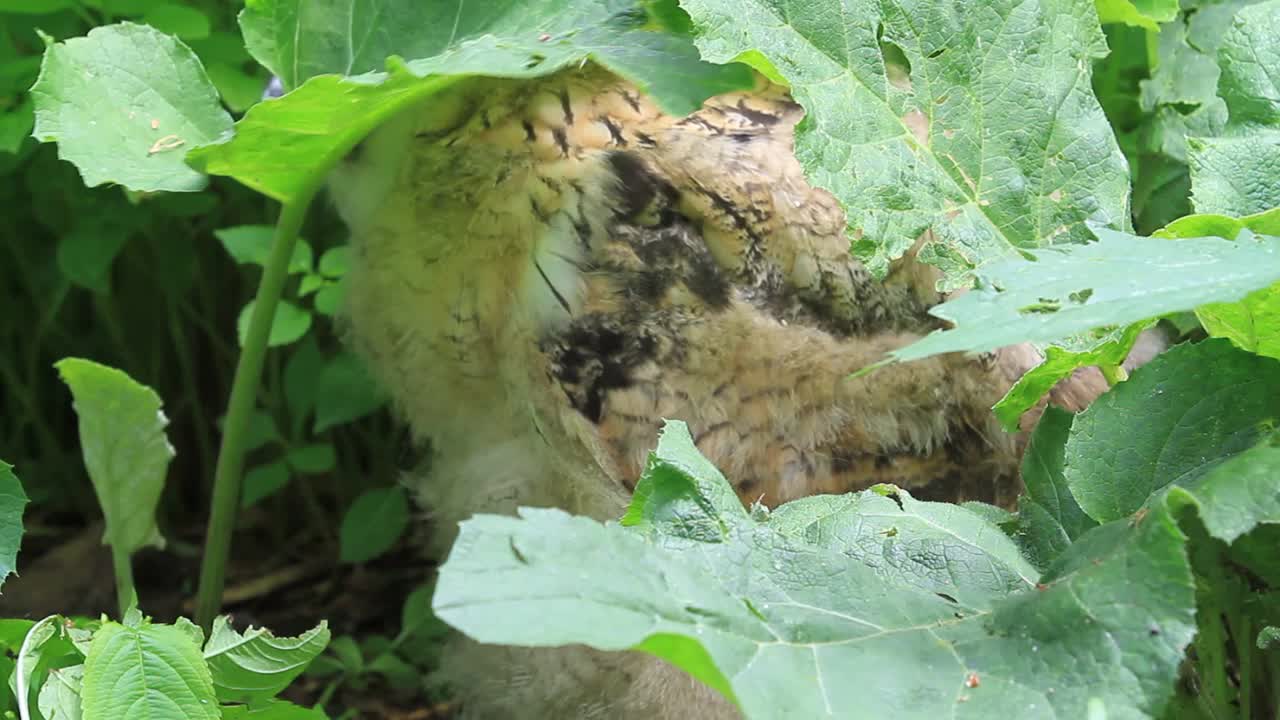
[435,421,1198,719]
[680,0,1130,284]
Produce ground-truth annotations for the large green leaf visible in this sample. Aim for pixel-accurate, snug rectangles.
[1064,339,1280,523]
[0,461,28,590]
[203,617,330,704]
[679,0,1130,283]
[81,615,219,720]
[891,228,1280,362]
[1189,0,1280,216]
[55,358,173,554]
[30,22,233,192]
[190,0,752,204]
[435,421,1197,719]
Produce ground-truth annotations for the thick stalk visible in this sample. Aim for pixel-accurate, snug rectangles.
[195,192,316,632]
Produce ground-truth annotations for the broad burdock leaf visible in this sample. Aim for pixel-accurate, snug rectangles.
[190,0,753,204]
[891,228,1280,362]
[1065,339,1280,523]
[435,421,1197,719]
[1189,0,1280,216]
[80,615,219,720]
[0,461,29,590]
[56,358,173,554]
[30,22,233,192]
[679,0,1130,283]
[203,616,330,704]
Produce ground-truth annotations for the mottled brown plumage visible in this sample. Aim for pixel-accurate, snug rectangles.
[326,64,1152,719]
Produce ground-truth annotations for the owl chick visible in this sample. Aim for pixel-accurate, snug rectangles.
[327,64,1157,719]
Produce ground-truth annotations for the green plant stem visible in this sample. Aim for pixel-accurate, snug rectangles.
[110,544,135,617]
[195,191,317,632]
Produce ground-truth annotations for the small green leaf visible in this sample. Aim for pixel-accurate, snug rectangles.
[81,618,219,720]
[141,4,211,40]
[239,410,281,453]
[0,0,76,12]
[284,444,335,474]
[37,664,82,720]
[56,358,172,554]
[0,462,30,590]
[313,352,386,433]
[325,636,363,674]
[316,246,349,278]
[1260,626,1280,649]
[312,281,344,316]
[55,225,131,294]
[283,337,324,422]
[1095,0,1177,30]
[0,98,34,155]
[396,581,449,648]
[203,616,330,704]
[339,487,409,564]
[1065,340,1280,523]
[1158,211,1280,359]
[241,461,292,508]
[16,616,74,720]
[30,22,234,192]
[215,226,313,274]
[219,700,328,719]
[991,323,1148,430]
[237,300,312,348]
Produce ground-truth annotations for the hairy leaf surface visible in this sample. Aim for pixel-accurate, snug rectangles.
[680,0,1130,282]
[435,422,1197,719]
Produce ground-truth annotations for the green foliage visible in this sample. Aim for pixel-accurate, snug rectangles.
[10,0,1280,717]
[891,229,1280,423]
[30,22,233,192]
[0,462,28,588]
[436,421,1200,718]
[55,358,171,555]
[338,486,409,565]
[8,612,329,720]
[203,617,330,704]
[682,0,1130,283]
[191,0,752,203]
[1065,340,1280,523]
[81,613,220,720]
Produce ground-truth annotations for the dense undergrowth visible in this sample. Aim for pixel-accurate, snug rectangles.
[1,0,1280,717]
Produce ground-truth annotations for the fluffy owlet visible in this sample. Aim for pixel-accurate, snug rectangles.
[327,64,1163,719]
